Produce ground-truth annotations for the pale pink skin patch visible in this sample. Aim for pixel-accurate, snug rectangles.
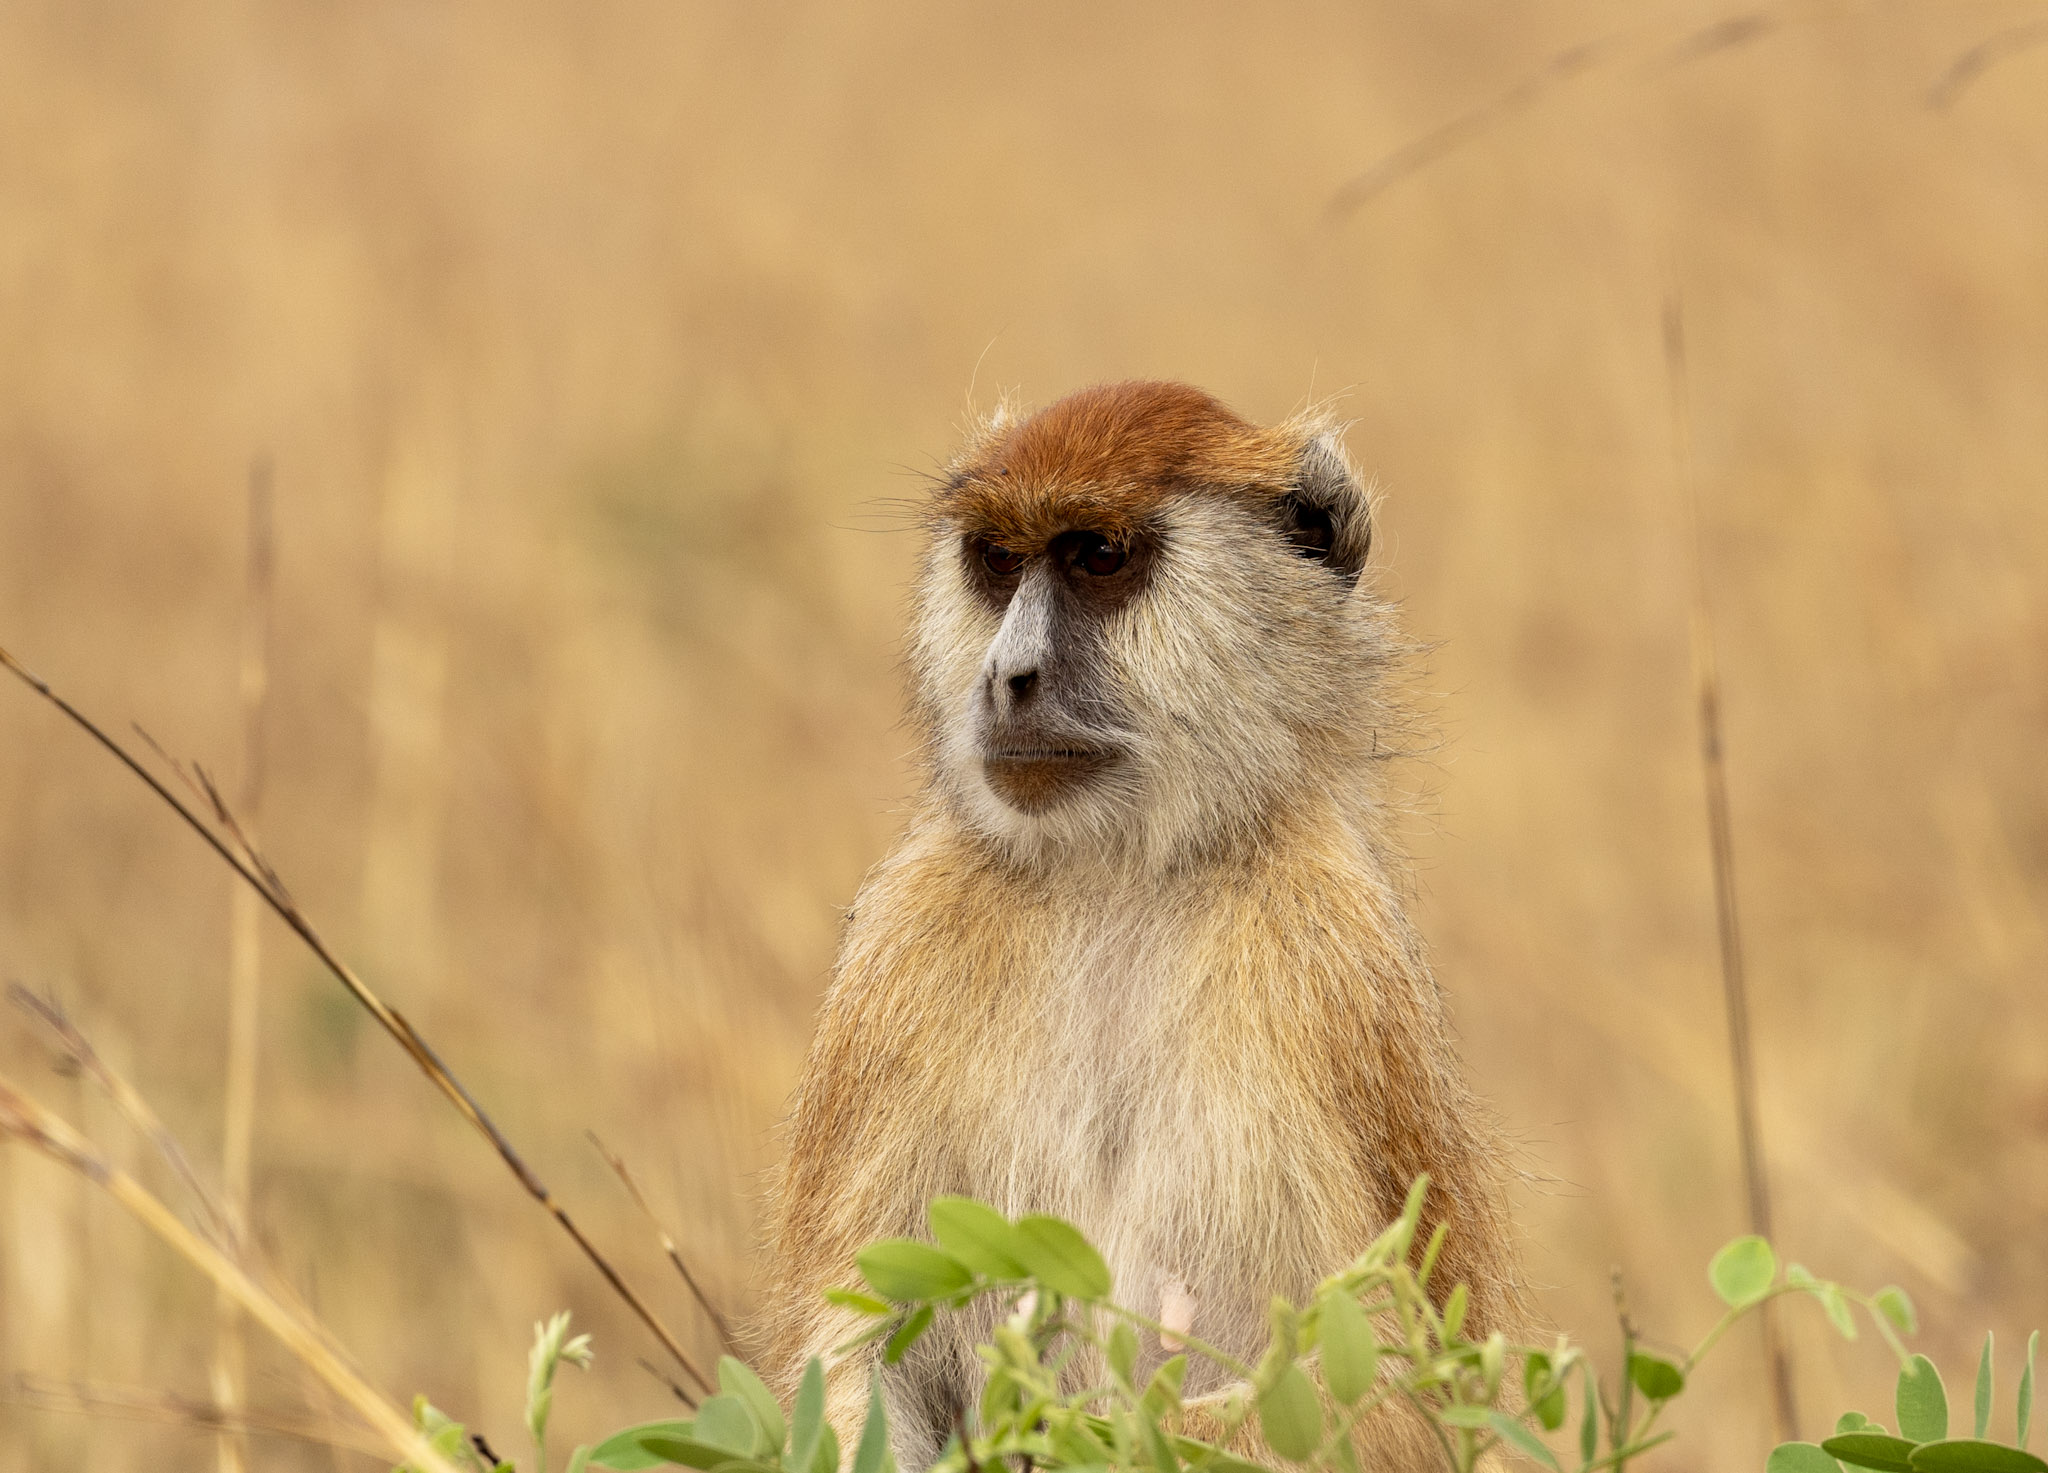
[1159,1279,1196,1351]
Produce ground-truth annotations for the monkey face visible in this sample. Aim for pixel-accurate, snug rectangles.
[965,526,1156,815]
[910,382,1393,868]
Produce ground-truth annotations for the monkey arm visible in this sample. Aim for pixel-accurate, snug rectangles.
[756,840,993,1458]
[1211,838,1527,1341]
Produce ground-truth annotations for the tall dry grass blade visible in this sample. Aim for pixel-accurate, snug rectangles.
[216,457,276,1473]
[589,1130,736,1352]
[1664,295,1800,1443]
[1324,37,1610,221]
[0,1071,464,1473]
[11,1375,389,1459]
[1927,21,2048,110]
[0,640,712,1403]
[7,982,237,1252]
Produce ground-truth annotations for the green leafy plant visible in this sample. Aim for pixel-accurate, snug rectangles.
[1774,1329,2043,1473]
[405,1176,1937,1473]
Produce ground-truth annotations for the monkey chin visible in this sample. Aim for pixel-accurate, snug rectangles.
[980,748,1120,813]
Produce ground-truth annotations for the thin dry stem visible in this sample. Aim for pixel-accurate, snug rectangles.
[0,639,711,1404]
[0,1072,463,1473]
[7,982,238,1252]
[1325,37,1610,221]
[637,1356,696,1405]
[1663,295,1799,1443]
[1927,21,2048,110]
[590,1130,736,1352]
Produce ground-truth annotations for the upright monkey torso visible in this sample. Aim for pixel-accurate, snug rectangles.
[782,803,1494,1409]
[756,382,1519,1471]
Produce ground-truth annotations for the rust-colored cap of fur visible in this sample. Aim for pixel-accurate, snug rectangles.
[936,381,1308,546]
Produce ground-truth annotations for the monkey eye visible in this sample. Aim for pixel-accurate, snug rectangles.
[1075,536,1127,576]
[978,540,1025,576]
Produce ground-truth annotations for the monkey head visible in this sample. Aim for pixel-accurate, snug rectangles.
[909,381,1396,867]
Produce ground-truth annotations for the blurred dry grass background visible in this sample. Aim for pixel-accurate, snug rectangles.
[1,2,2044,1469]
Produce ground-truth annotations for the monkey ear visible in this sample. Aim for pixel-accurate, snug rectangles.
[1278,434,1372,584]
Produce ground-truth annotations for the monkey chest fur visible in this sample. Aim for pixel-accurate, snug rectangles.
[928,887,1367,1373]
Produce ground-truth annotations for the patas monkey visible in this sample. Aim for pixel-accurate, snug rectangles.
[759,381,1521,1467]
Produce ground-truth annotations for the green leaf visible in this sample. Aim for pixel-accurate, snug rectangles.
[824,1288,893,1317]
[788,1359,826,1473]
[1909,1440,2048,1473]
[1143,1356,1188,1421]
[1380,1174,1429,1264]
[1012,1216,1112,1299]
[1524,1353,1566,1432]
[857,1239,972,1302]
[979,1365,1019,1427]
[1821,1285,1860,1341]
[1329,1428,1362,1473]
[1140,1409,1180,1473]
[2020,1331,2037,1450]
[692,1396,761,1458]
[1978,1336,1997,1441]
[1482,1333,1507,1398]
[1837,1415,1880,1436]
[851,1376,891,1473]
[719,1357,786,1455]
[1627,1351,1685,1402]
[1051,1418,1115,1466]
[884,1305,935,1365]
[1442,1283,1470,1343]
[1438,1405,1493,1429]
[1256,1364,1323,1461]
[1180,1452,1265,1473]
[1710,1236,1778,1307]
[1768,1444,1845,1473]
[1877,1288,1920,1337]
[1578,1364,1598,1465]
[814,1426,840,1473]
[1490,1412,1561,1469]
[928,1197,1028,1279]
[588,1421,695,1470]
[1109,1322,1140,1388]
[1900,1355,1950,1444]
[1416,1222,1449,1288]
[633,1435,749,1471]
[1822,1433,1920,1472]
[1319,1291,1379,1406]
[567,1448,592,1473]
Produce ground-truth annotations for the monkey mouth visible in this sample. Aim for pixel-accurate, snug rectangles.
[980,745,1120,813]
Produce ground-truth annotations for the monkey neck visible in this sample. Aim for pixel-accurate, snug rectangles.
[937,783,1392,895]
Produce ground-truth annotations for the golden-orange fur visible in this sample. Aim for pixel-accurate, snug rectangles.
[757,382,1522,1469]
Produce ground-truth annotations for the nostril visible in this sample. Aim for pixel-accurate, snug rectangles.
[1007,670,1038,698]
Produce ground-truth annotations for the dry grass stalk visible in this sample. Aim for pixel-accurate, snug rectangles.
[1664,296,1800,1443]
[589,1130,736,1352]
[215,456,276,1473]
[12,1375,390,1460]
[0,639,713,1404]
[0,1070,465,1473]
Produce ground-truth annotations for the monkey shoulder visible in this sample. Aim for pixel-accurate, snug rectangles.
[1203,837,1435,1004]
[804,828,1038,1066]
